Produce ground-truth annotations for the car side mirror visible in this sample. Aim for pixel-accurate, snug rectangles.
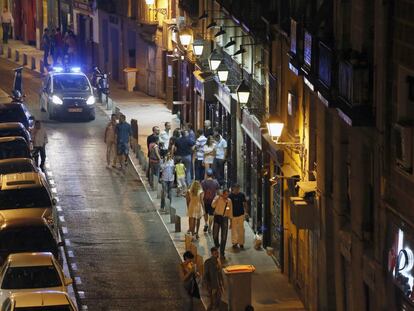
[64,277,73,286]
[58,241,65,247]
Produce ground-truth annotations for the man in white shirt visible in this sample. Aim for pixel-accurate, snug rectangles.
[159,122,171,155]
[32,120,48,171]
[1,7,14,44]
[194,129,207,180]
[213,133,227,187]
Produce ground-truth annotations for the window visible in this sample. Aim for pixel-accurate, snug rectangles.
[0,187,51,209]
[53,74,90,92]
[2,265,61,289]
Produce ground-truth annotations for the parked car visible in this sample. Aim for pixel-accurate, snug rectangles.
[0,158,40,175]
[0,216,63,265]
[40,67,96,121]
[1,291,77,311]
[0,172,56,231]
[0,123,30,144]
[0,104,33,130]
[0,252,72,306]
[0,137,31,161]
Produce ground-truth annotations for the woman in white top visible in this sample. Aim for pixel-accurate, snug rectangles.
[203,136,216,175]
[186,181,205,239]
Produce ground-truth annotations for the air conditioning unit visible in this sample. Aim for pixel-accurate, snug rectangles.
[395,123,413,173]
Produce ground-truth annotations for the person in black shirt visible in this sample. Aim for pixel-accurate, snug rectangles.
[174,130,195,185]
[229,184,247,248]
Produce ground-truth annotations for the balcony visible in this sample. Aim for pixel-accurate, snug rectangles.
[316,41,335,108]
[336,55,374,127]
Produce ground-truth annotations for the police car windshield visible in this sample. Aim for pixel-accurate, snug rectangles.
[53,74,90,92]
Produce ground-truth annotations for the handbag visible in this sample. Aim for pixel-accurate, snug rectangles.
[214,201,228,225]
[184,274,200,299]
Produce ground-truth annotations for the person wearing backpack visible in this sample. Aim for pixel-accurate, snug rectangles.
[201,169,220,233]
[148,138,161,187]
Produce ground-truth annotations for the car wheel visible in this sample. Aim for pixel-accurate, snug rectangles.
[88,113,95,121]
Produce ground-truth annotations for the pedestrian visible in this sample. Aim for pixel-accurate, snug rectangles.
[186,123,196,142]
[146,125,160,178]
[104,114,117,167]
[203,246,224,311]
[53,27,63,65]
[229,184,247,249]
[186,181,204,239]
[65,30,76,64]
[160,152,175,211]
[175,157,186,196]
[0,7,13,44]
[32,120,48,171]
[168,127,181,155]
[201,169,220,233]
[194,129,207,181]
[203,135,216,175]
[180,250,200,311]
[174,129,195,185]
[204,120,214,138]
[211,189,233,259]
[115,114,132,170]
[213,132,227,187]
[159,122,171,158]
[42,28,50,67]
[49,28,56,62]
[148,137,162,186]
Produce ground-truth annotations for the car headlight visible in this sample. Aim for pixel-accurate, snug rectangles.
[51,95,63,105]
[86,95,95,105]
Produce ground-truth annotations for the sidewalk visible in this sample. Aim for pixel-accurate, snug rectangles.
[1,39,305,311]
[105,79,305,311]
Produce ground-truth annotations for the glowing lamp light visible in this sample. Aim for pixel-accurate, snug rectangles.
[267,122,284,140]
[70,67,81,73]
[192,39,204,57]
[145,0,155,4]
[216,62,229,83]
[236,80,250,105]
[208,50,222,71]
[179,28,192,47]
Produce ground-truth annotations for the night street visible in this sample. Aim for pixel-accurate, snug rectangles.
[0,57,185,310]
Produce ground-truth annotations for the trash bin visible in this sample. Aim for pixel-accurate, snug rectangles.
[223,265,255,310]
[123,68,138,92]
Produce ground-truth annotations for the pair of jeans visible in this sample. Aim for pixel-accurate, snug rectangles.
[149,162,160,187]
[181,154,192,185]
[213,158,225,186]
[207,288,222,311]
[194,159,205,181]
[213,217,229,256]
[2,23,10,43]
[161,180,173,210]
[34,146,46,170]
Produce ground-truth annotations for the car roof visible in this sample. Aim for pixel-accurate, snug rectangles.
[0,103,24,109]
[0,136,27,143]
[0,172,45,190]
[0,123,25,130]
[51,72,88,78]
[0,216,49,230]
[10,291,71,307]
[6,252,54,267]
[0,158,35,166]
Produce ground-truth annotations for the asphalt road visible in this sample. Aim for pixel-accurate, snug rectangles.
[0,58,186,310]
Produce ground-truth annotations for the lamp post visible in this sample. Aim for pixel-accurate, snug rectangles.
[236,79,250,105]
[216,62,229,83]
[192,39,204,57]
[179,28,193,48]
[266,122,284,142]
[209,50,222,71]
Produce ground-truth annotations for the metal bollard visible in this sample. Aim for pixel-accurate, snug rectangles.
[170,207,176,224]
[175,215,181,232]
[156,181,162,198]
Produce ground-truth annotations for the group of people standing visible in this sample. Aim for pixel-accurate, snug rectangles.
[41,26,77,67]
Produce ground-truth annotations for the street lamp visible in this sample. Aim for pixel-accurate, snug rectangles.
[216,62,229,83]
[192,39,204,57]
[236,79,250,105]
[209,50,222,71]
[214,27,226,38]
[179,28,192,48]
[266,122,284,142]
[145,0,155,4]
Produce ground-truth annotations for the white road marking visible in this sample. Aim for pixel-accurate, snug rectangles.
[62,226,68,234]
[56,205,62,212]
[71,263,77,271]
[81,305,88,310]
[65,239,71,246]
[51,187,57,194]
[49,179,55,185]
[47,171,53,177]
[54,196,60,202]
[78,291,85,299]
[75,277,82,285]
[68,251,74,258]
[59,216,65,223]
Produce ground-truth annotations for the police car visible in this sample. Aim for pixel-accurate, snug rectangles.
[39,67,96,121]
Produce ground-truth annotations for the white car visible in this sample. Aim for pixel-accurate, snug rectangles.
[1,290,77,311]
[0,253,72,306]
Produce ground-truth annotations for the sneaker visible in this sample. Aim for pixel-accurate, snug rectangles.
[203,225,208,232]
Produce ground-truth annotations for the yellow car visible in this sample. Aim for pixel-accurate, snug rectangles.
[0,172,57,232]
[1,291,77,311]
[0,253,73,306]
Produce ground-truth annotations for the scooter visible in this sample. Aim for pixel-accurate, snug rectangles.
[92,67,110,105]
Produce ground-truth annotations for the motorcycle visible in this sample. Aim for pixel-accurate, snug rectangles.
[92,67,110,106]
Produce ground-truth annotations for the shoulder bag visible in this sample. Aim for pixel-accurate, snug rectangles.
[214,201,228,225]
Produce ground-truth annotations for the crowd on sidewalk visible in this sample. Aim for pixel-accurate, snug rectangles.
[41,26,77,68]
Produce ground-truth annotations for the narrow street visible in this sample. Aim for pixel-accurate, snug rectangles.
[0,58,185,310]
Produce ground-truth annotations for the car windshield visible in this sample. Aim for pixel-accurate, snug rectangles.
[0,106,26,124]
[0,188,51,209]
[0,226,55,253]
[0,162,35,175]
[53,74,90,92]
[2,265,61,289]
[15,307,73,311]
[0,141,30,160]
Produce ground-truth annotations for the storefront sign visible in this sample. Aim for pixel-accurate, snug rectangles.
[74,0,92,13]
[216,85,231,113]
[241,109,262,150]
[304,31,312,67]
